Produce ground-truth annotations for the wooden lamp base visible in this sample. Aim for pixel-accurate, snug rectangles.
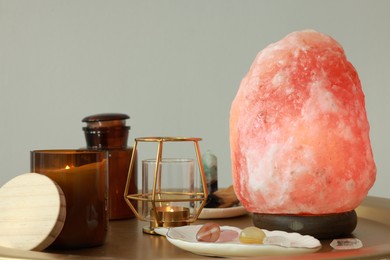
[252,210,357,239]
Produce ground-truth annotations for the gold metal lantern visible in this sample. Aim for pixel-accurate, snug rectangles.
[124,137,208,234]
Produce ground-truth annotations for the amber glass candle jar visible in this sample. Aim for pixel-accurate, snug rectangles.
[82,113,137,220]
[30,149,108,249]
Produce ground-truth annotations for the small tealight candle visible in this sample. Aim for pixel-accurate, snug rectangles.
[152,206,190,228]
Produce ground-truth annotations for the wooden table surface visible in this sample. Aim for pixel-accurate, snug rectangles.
[1,196,390,259]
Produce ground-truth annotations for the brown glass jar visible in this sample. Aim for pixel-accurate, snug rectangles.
[82,113,137,220]
[31,150,108,249]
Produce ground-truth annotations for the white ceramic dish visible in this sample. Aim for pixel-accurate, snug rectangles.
[166,225,321,257]
[198,205,247,219]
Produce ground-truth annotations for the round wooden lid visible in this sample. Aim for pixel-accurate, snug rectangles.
[0,173,66,251]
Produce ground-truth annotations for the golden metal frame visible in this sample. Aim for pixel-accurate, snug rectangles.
[124,137,208,233]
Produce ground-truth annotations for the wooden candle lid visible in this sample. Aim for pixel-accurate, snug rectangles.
[0,173,66,251]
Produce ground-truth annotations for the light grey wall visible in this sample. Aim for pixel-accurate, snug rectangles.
[1,0,389,198]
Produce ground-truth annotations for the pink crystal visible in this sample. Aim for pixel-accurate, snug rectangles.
[216,230,239,243]
[230,30,376,214]
[196,223,221,242]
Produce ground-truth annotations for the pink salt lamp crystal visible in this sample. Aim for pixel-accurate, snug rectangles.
[230,30,376,215]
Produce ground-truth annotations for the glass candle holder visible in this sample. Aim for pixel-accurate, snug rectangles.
[142,158,195,232]
[30,150,108,249]
[124,137,208,234]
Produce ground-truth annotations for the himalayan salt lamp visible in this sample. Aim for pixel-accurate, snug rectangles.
[230,30,376,238]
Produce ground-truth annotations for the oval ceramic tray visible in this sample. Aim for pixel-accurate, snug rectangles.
[166,225,321,257]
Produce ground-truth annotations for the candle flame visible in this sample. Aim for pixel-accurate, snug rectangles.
[65,165,71,170]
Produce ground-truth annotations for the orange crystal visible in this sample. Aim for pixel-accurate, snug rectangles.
[230,30,376,214]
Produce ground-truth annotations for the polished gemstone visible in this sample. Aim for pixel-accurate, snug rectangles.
[196,223,221,242]
[239,227,266,244]
[216,229,239,243]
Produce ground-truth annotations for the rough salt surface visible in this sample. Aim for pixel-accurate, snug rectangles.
[230,30,376,214]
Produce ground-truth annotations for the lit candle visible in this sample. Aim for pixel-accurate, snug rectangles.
[31,150,108,249]
[151,206,190,228]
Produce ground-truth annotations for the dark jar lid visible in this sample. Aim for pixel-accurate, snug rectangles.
[82,113,130,149]
[82,113,130,128]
